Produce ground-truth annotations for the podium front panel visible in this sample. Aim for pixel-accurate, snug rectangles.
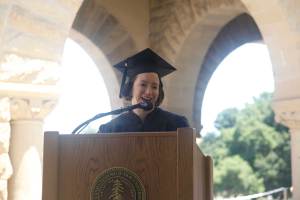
[43,129,213,200]
[57,133,177,199]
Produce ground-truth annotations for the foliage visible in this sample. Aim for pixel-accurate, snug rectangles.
[215,108,238,129]
[200,92,291,197]
[214,155,265,197]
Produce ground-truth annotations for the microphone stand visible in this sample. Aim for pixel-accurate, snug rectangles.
[71,102,151,134]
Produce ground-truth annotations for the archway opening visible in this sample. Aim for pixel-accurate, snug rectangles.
[201,43,274,135]
[44,38,112,134]
[200,43,291,198]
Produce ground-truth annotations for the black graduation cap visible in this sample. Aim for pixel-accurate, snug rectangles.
[114,48,176,98]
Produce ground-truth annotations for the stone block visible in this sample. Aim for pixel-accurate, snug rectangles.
[0,2,10,31]
[57,0,84,13]
[8,5,67,38]
[0,54,60,84]
[14,0,78,27]
[0,5,68,61]
[2,27,65,61]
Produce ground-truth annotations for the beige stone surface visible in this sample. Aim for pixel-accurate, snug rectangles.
[98,0,149,50]
[273,98,300,123]
[14,0,82,22]
[10,98,57,121]
[0,0,300,199]
[290,129,300,199]
[0,54,60,85]
[9,120,44,200]
[0,2,10,31]
[0,0,82,62]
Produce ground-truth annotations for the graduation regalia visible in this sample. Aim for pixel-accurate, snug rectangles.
[98,48,189,133]
[99,108,189,133]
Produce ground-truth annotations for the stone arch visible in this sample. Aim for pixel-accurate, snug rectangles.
[239,0,300,100]
[71,0,142,108]
[72,0,138,66]
[149,0,246,61]
[239,2,300,197]
[160,1,248,131]
[2,0,300,199]
[193,13,263,131]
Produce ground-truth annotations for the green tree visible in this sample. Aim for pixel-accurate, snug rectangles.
[214,156,264,197]
[215,108,238,129]
[200,92,291,196]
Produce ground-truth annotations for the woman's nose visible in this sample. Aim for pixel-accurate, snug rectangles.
[144,87,153,96]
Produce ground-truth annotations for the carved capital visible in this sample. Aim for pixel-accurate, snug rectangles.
[272,97,300,130]
[10,98,57,121]
[275,111,300,129]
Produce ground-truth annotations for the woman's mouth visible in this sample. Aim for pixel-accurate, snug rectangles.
[141,97,152,103]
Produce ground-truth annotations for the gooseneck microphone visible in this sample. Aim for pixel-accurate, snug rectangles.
[136,100,153,111]
[72,101,153,134]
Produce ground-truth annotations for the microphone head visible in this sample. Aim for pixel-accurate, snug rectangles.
[139,100,154,111]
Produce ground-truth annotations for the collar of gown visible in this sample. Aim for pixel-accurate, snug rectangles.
[129,107,159,122]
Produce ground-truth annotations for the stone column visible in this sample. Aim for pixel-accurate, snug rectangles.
[273,99,300,199]
[0,52,59,200]
[0,98,13,200]
[0,1,83,199]
[8,98,56,200]
[290,126,300,199]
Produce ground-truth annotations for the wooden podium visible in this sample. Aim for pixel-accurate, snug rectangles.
[42,128,213,200]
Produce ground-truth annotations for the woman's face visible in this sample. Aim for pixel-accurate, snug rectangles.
[131,72,160,106]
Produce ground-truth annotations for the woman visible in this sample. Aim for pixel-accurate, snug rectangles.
[99,48,189,133]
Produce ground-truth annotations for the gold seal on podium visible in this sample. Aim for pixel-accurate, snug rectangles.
[91,167,146,200]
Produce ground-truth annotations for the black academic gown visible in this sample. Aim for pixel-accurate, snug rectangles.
[98,107,189,133]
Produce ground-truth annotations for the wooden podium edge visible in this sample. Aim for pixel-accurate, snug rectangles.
[205,156,214,200]
[177,128,195,200]
[42,131,59,200]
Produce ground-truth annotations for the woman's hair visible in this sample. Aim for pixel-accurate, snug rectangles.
[122,75,164,106]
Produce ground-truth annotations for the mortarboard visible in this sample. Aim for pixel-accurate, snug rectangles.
[114,48,176,98]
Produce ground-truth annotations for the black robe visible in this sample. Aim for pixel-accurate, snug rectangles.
[98,107,189,133]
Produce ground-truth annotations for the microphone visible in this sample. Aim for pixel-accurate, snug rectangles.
[72,100,154,134]
[137,100,153,111]
[95,100,153,117]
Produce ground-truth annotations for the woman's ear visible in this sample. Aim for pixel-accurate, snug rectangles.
[155,79,164,106]
[123,81,133,101]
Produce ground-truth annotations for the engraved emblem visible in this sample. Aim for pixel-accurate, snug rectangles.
[91,167,146,200]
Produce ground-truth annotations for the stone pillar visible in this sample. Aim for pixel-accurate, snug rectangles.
[8,98,56,200]
[273,99,300,199]
[290,127,300,199]
[0,98,13,200]
[279,113,300,199]
[0,1,83,199]
[0,51,59,200]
